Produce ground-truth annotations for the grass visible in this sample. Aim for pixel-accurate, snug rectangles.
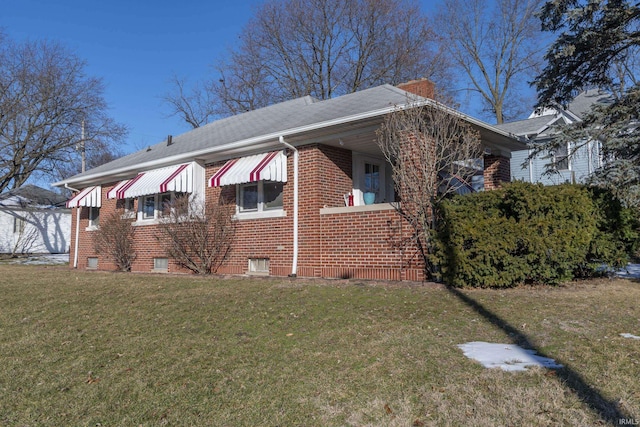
[0,265,639,426]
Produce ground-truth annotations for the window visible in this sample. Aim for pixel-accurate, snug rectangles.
[138,192,186,221]
[248,258,269,274]
[142,195,156,219]
[88,207,100,228]
[364,163,380,193]
[13,217,25,234]
[238,181,283,213]
[554,144,569,170]
[87,257,98,269]
[153,257,169,271]
[353,154,387,205]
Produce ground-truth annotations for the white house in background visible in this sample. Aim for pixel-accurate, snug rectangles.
[497,89,613,185]
[0,185,71,255]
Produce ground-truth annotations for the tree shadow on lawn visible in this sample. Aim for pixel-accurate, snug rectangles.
[446,286,634,426]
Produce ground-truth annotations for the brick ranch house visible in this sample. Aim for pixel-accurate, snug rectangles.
[54,80,525,281]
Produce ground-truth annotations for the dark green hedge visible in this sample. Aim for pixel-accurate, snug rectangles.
[433,182,639,288]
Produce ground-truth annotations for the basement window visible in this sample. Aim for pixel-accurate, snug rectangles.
[87,257,98,269]
[153,257,169,272]
[248,258,269,275]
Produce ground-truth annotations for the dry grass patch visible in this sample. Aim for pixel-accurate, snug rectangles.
[0,266,638,426]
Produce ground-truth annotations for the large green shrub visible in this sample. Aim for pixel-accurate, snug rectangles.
[434,182,638,288]
[585,188,640,272]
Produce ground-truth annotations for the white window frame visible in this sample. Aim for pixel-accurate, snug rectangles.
[13,216,25,234]
[235,180,286,220]
[553,143,570,171]
[153,257,169,272]
[248,258,270,275]
[352,153,387,206]
[87,206,100,230]
[136,192,186,223]
[121,198,136,219]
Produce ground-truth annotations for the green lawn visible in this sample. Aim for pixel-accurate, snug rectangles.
[0,265,639,426]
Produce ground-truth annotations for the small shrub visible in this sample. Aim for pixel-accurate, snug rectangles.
[155,195,235,275]
[92,212,136,272]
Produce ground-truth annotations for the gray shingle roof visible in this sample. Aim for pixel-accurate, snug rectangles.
[495,115,556,137]
[57,83,520,187]
[66,85,419,181]
[0,185,67,208]
[566,88,614,119]
[496,88,614,140]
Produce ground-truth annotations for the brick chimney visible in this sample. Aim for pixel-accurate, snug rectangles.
[397,79,435,99]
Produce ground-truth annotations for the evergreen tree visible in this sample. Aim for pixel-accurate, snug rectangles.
[533,0,640,205]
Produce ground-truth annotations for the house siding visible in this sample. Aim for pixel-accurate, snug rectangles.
[0,208,70,254]
[510,140,600,185]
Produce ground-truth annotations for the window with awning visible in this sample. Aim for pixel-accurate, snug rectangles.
[209,151,287,187]
[66,186,101,208]
[115,163,195,199]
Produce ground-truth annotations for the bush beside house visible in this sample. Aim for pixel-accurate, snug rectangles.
[434,182,639,288]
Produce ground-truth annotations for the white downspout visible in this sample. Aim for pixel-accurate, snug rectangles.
[279,136,298,277]
[587,139,593,175]
[65,183,81,269]
[528,149,534,183]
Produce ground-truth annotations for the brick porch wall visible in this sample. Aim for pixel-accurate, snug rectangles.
[484,155,511,189]
[319,206,425,281]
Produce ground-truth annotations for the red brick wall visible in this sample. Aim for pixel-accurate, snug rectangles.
[206,157,295,276]
[397,79,435,99]
[484,155,511,189]
[69,144,427,281]
[319,207,425,281]
[69,182,189,273]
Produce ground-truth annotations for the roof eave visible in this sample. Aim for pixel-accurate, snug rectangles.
[54,98,525,187]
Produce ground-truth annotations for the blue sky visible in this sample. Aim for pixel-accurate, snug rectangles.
[4,0,444,156]
[4,0,265,154]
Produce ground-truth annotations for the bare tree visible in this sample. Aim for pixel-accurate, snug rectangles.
[377,101,483,277]
[0,34,127,192]
[433,0,546,124]
[163,75,218,129]
[155,195,235,275]
[92,212,136,272]
[165,0,450,125]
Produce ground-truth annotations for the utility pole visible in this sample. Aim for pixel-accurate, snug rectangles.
[80,120,86,173]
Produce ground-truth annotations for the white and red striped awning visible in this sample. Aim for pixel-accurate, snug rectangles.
[115,163,194,199]
[67,186,101,208]
[106,179,131,199]
[209,151,287,187]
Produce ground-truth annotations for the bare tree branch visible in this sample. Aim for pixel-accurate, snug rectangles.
[165,0,451,123]
[155,195,236,275]
[377,101,483,277]
[92,211,136,272]
[434,0,546,124]
[0,35,127,191]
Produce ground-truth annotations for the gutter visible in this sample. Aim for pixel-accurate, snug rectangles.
[279,136,298,277]
[65,183,81,269]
